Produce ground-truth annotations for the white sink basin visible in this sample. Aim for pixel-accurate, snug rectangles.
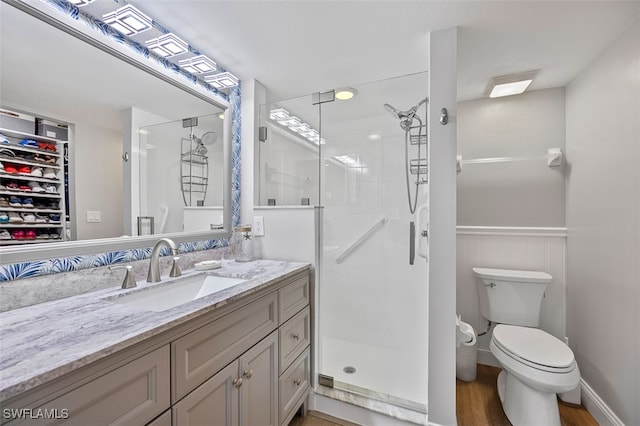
[106,274,246,312]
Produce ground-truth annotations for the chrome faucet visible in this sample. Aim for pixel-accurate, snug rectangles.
[147,238,182,283]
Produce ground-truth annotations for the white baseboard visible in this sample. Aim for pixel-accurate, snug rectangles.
[580,378,624,426]
[477,348,500,368]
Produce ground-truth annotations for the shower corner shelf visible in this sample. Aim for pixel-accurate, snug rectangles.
[181,138,209,207]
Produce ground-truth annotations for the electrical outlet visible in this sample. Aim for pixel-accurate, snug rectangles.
[253,216,265,236]
[86,210,101,223]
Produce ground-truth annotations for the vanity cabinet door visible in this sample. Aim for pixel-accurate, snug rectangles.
[239,331,278,426]
[16,346,170,426]
[172,361,240,426]
[172,292,277,401]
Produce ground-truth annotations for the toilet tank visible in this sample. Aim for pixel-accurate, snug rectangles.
[473,267,552,327]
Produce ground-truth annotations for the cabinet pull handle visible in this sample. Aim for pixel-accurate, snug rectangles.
[243,369,253,379]
[233,378,243,388]
[293,378,301,386]
[292,333,300,341]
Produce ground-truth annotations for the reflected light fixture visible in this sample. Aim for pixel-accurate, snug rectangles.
[178,55,217,74]
[335,87,358,101]
[204,72,240,88]
[103,5,152,36]
[145,33,189,57]
[485,70,538,98]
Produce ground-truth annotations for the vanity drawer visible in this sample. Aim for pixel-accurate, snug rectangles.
[172,293,277,401]
[279,306,310,374]
[278,347,311,426]
[17,346,170,426]
[278,275,309,324]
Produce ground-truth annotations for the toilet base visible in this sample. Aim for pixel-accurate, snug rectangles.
[497,370,561,426]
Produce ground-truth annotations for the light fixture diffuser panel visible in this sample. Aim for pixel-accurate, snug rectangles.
[489,79,533,98]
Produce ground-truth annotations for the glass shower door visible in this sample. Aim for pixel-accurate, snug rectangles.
[318,72,429,411]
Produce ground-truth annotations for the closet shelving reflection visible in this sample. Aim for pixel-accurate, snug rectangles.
[0,127,67,245]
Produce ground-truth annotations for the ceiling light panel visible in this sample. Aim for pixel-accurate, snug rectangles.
[103,5,152,36]
[204,72,240,88]
[145,33,189,57]
[177,55,217,74]
[485,70,539,98]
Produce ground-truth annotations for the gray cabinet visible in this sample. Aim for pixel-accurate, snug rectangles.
[173,331,279,426]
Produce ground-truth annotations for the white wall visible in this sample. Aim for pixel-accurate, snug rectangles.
[565,18,640,426]
[457,89,566,227]
[73,122,123,240]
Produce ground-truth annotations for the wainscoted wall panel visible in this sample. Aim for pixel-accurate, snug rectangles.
[456,227,567,364]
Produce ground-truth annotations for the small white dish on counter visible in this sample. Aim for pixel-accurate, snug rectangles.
[194,260,222,271]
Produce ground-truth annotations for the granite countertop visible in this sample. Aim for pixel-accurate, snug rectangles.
[0,259,310,401]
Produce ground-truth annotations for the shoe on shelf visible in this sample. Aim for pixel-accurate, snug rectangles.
[0,212,8,223]
[22,197,34,208]
[34,213,48,223]
[0,229,11,240]
[0,162,3,172]
[43,184,57,194]
[18,139,38,148]
[43,168,57,179]
[9,196,22,207]
[28,182,45,192]
[0,148,16,159]
[4,163,17,174]
[17,165,31,175]
[36,230,49,239]
[0,133,9,144]
[10,230,25,239]
[22,213,36,223]
[5,182,19,191]
[49,213,61,223]
[0,197,8,207]
[8,212,23,223]
[30,167,43,177]
[18,184,31,192]
[25,229,37,239]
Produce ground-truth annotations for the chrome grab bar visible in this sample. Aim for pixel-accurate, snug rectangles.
[335,217,388,264]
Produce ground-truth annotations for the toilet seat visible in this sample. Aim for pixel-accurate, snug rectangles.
[492,324,575,373]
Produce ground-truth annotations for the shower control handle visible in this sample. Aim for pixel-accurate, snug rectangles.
[440,108,449,125]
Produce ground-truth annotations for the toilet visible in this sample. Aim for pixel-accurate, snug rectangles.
[473,267,580,426]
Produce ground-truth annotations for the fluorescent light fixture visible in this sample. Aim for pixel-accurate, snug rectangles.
[485,70,538,98]
[335,87,358,101]
[145,33,189,57]
[103,5,152,36]
[69,0,95,5]
[204,72,239,88]
[178,55,217,74]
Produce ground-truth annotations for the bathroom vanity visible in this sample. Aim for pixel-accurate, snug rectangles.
[0,260,311,426]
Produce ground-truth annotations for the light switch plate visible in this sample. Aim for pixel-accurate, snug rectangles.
[253,216,264,236]
[86,210,101,223]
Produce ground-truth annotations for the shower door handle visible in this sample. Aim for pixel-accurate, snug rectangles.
[409,221,415,265]
[416,203,429,261]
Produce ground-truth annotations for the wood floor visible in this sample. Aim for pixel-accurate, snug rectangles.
[457,364,598,426]
[290,364,598,426]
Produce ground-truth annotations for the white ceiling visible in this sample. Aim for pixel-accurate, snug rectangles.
[132,0,640,102]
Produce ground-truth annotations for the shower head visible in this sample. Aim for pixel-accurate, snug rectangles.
[383,103,401,120]
[383,97,428,131]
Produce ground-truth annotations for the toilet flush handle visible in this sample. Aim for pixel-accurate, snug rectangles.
[485,282,496,288]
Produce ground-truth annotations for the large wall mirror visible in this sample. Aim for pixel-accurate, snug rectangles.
[0,0,233,263]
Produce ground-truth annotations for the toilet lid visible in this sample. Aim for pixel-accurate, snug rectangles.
[492,325,575,371]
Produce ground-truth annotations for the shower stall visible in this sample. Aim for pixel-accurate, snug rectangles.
[257,72,429,418]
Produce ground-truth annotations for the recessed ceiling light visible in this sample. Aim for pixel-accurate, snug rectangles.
[335,88,358,101]
[368,132,381,140]
[103,5,152,36]
[485,70,538,98]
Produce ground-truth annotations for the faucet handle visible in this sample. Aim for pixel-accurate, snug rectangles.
[109,265,137,289]
[170,256,182,278]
